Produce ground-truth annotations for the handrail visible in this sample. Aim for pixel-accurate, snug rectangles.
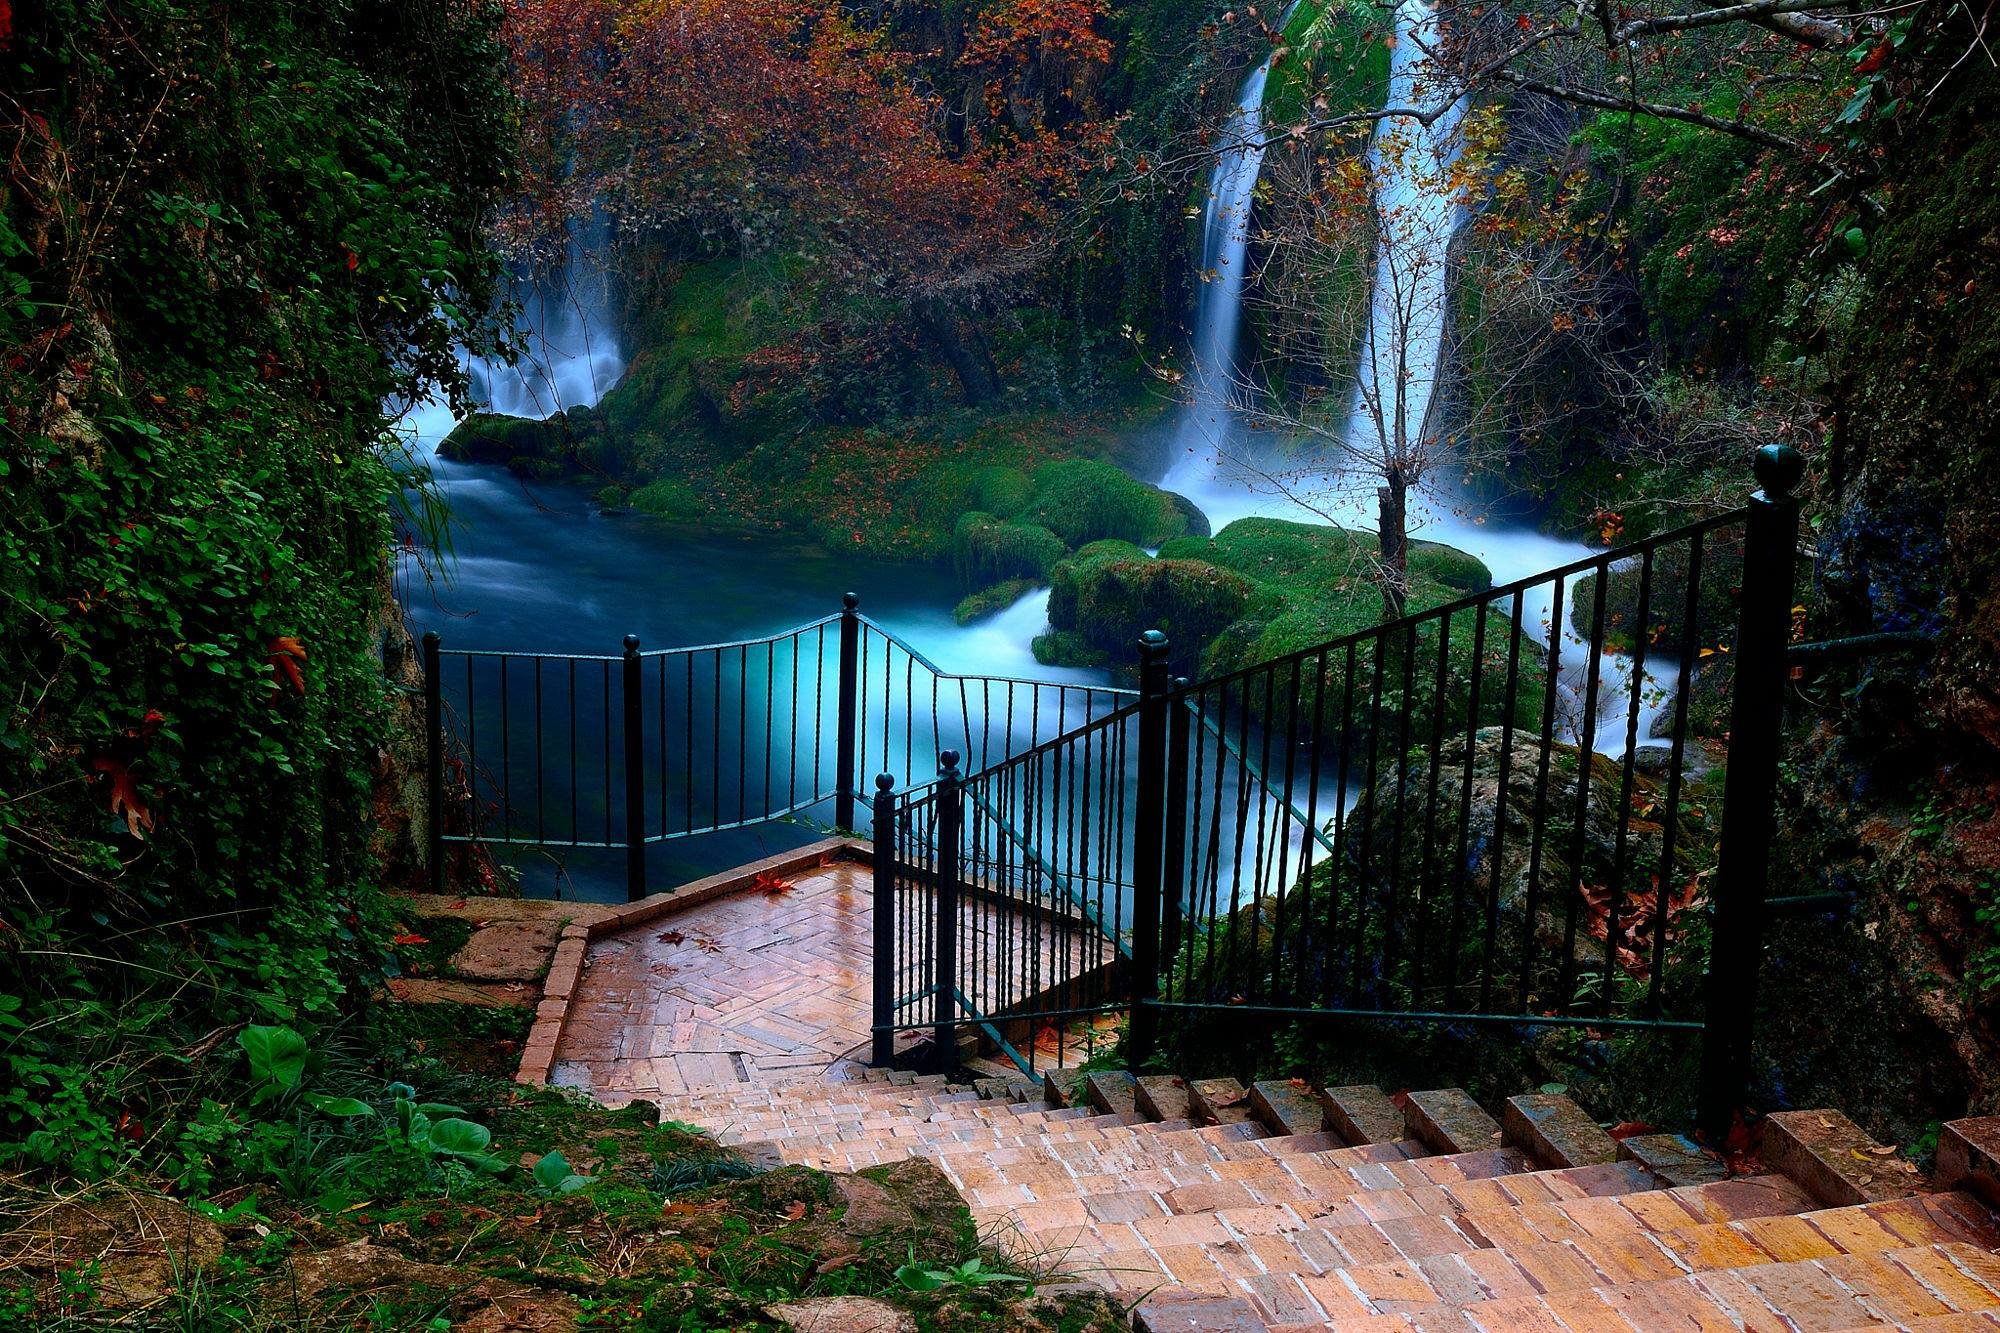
[855,612,1138,697]
[437,613,843,661]
[1178,695,1337,857]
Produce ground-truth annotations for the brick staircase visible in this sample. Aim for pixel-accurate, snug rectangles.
[652,1068,2000,1331]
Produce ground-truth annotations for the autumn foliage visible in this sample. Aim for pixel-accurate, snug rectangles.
[503,0,1113,336]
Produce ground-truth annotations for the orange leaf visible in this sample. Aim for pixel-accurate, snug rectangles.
[267,636,308,699]
[91,756,154,839]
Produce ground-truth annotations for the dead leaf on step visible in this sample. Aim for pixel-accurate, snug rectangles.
[783,1201,807,1221]
[1607,1121,1654,1142]
[1859,1144,1898,1157]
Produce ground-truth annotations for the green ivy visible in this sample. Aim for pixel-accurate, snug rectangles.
[0,0,514,1180]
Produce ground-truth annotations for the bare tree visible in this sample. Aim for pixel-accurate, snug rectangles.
[1220,81,1624,616]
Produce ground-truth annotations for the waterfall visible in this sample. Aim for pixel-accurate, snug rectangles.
[1152,0,1676,759]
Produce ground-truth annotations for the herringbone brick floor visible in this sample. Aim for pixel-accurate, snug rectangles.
[552,861,879,1099]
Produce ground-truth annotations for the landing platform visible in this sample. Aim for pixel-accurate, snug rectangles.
[551,857,880,1101]
[543,844,1118,1103]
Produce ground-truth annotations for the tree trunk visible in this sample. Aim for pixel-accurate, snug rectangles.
[916,297,1000,406]
[1377,474,1409,621]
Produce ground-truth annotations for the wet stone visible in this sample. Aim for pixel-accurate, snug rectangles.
[1504,1093,1619,1168]
[1136,1074,1192,1122]
[1404,1088,1503,1155]
[1939,1116,2000,1208]
[1618,1132,1729,1188]
[1764,1108,1923,1207]
[450,918,564,982]
[1085,1070,1139,1116]
[1319,1084,1407,1144]
[1250,1079,1327,1137]
[1188,1077,1260,1127]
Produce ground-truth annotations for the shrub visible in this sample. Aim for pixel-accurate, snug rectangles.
[1046,547,1255,665]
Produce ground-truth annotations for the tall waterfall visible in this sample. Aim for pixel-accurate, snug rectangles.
[1153,1,1677,757]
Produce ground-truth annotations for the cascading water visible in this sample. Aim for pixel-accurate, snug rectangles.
[1157,0,1676,757]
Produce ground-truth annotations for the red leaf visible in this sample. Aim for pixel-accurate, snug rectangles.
[391,932,430,947]
[1607,1121,1654,1141]
[754,870,795,897]
[90,756,154,839]
[267,636,308,699]
[1853,37,1892,75]
[657,929,686,946]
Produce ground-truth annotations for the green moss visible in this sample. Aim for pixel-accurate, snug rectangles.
[1265,0,1394,128]
[1045,548,1257,662]
[1019,458,1192,547]
[952,512,1068,584]
[628,477,707,519]
[953,579,1037,625]
[1033,629,1110,668]
[1409,541,1494,593]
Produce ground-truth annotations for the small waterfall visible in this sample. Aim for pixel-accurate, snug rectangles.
[472,267,626,420]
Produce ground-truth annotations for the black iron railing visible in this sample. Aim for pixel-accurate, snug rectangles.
[420,448,1807,1134]
[421,594,1131,900]
[871,447,1807,1138]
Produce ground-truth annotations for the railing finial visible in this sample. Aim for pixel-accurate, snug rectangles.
[622,632,641,653]
[875,771,896,793]
[939,749,961,777]
[1752,442,1804,500]
[843,591,860,611]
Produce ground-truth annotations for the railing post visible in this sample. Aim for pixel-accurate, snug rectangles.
[1161,674,1192,978]
[933,750,963,1076]
[871,773,898,1068]
[622,633,646,903]
[423,631,445,897]
[835,592,861,831]
[1127,632,1172,1067]
[1698,443,1804,1142]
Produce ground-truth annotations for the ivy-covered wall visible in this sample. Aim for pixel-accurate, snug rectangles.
[0,1,513,1178]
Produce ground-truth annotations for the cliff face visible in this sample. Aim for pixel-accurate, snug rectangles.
[1772,51,2000,1128]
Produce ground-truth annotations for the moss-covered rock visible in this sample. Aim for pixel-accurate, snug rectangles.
[1044,546,1255,663]
[954,578,1037,624]
[1162,727,1719,1036]
[628,477,707,519]
[953,512,1068,584]
[437,410,592,472]
[1019,458,1197,547]
[1571,539,1744,658]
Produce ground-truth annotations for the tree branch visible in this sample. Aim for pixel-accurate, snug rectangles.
[1486,67,1821,156]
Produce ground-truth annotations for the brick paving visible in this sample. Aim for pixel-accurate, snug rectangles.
[649,1070,2000,1331]
[551,856,1115,1102]
[551,860,880,1101]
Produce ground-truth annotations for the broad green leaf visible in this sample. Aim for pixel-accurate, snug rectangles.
[239,1025,308,1092]
[428,1118,493,1158]
[303,1093,374,1118]
[532,1149,573,1191]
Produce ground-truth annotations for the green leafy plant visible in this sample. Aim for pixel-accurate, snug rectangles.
[529,1148,595,1196]
[894,1253,1029,1293]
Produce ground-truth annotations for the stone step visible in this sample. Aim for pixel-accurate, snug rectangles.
[1134,1074,1192,1123]
[1187,1076,1262,1128]
[1043,1066,1086,1108]
[1765,1107,1926,1206]
[1501,1093,1618,1169]
[1317,1084,1406,1145]
[1403,1087,1505,1155]
[1618,1130,1731,1188]
[1249,1080,1326,1138]
[1084,1069,1139,1117]
[1080,1190,1998,1328]
[1943,1116,2000,1209]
